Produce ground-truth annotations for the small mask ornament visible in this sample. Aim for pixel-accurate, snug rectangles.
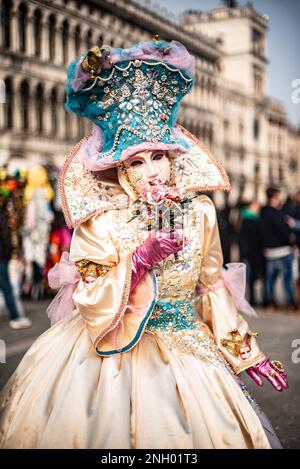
[81,46,112,79]
[221,329,258,361]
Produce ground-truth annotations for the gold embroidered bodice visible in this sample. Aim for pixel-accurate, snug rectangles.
[108,195,203,303]
[70,193,264,373]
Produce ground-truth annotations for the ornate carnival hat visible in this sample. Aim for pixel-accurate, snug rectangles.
[65,38,195,170]
[60,38,231,228]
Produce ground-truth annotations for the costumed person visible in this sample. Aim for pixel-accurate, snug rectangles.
[22,165,54,300]
[0,39,288,449]
[44,210,73,288]
[0,173,31,329]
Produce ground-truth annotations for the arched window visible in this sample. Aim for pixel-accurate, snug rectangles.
[33,9,42,57]
[74,25,81,56]
[64,92,70,139]
[208,124,214,146]
[200,75,206,90]
[50,88,57,135]
[253,117,260,140]
[85,30,92,50]
[49,14,56,61]
[62,20,69,63]
[1,0,11,49]
[98,34,104,46]
[20,80,29,131]
[207,79,212,94]
[35,84,43,133]
[3,77,13,129]
[18,3,27,53]
[65,111,70,139]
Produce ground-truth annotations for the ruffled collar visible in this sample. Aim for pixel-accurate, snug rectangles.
[59,125,231,228]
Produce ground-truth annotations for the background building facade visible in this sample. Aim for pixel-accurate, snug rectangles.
[0,0,299,205]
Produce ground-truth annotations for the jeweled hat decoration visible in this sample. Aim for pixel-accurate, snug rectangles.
[65,38,195,171]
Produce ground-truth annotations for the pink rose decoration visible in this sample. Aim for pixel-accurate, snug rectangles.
[141,180,169,205]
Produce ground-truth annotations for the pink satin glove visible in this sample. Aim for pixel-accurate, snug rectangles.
[130,229,186,292]
[246,357,288,391]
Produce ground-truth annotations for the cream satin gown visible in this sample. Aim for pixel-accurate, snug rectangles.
[0,195,281,449]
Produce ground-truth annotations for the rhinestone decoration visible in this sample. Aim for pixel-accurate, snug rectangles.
[73,60,193,161]
[145,298,226,368]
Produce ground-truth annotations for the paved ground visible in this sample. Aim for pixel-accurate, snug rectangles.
[244,311,300,449]
[0,301,300,448]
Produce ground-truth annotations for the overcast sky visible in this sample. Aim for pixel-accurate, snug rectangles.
[136,0,300,127]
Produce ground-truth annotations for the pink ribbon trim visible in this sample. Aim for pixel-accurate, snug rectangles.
[46,251,81,326]
[199,262,258,317]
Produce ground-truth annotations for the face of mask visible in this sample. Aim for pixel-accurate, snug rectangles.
[122,150,171,195]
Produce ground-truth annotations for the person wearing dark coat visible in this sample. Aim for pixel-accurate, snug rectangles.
[260,188,297,312]
[239,200,265,306]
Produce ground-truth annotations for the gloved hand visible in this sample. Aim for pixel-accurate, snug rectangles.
[246,357,288,391]
[130,229,186,292]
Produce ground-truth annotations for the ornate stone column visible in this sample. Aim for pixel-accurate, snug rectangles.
[13,77,22,132]
[68,21,77,62]
[25,80,33,134]
[10,3,20,53]
[25,6,35,57]
[43,85,52,137]
[57,88,66,139]
[54,16,64,66]
[0,77,5,129]
[41,14,50,62]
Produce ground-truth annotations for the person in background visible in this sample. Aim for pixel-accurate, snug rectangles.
[44,210,73,292]
[22,165,54,300]
[260,187,298,314]
[217,204,236,264]
[283,190,300,305]
[5,172,27,320]
[286,216,300,231]
[0,191,31,329]
[238,200,264,306]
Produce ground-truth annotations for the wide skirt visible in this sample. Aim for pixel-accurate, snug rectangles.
[0,311,281,449]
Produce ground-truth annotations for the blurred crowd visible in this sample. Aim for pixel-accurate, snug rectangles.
[0,164,72,330]
[1,164,300,331]
[218,187,300,314]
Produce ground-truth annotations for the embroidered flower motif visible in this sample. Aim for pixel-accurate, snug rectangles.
[87,63,190,151]
[119,98,141,122]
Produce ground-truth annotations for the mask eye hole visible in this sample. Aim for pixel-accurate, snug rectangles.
[152,153,164,161]
[129,159,143,167]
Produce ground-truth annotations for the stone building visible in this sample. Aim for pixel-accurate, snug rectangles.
[0,0,299,205]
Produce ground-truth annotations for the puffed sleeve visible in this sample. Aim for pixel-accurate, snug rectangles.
[195,195,265,374]
[69,210,157,356]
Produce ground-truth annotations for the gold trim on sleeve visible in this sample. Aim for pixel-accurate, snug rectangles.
[75,259,111,282]
[221,329,259,361]
[234,353,266,375]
